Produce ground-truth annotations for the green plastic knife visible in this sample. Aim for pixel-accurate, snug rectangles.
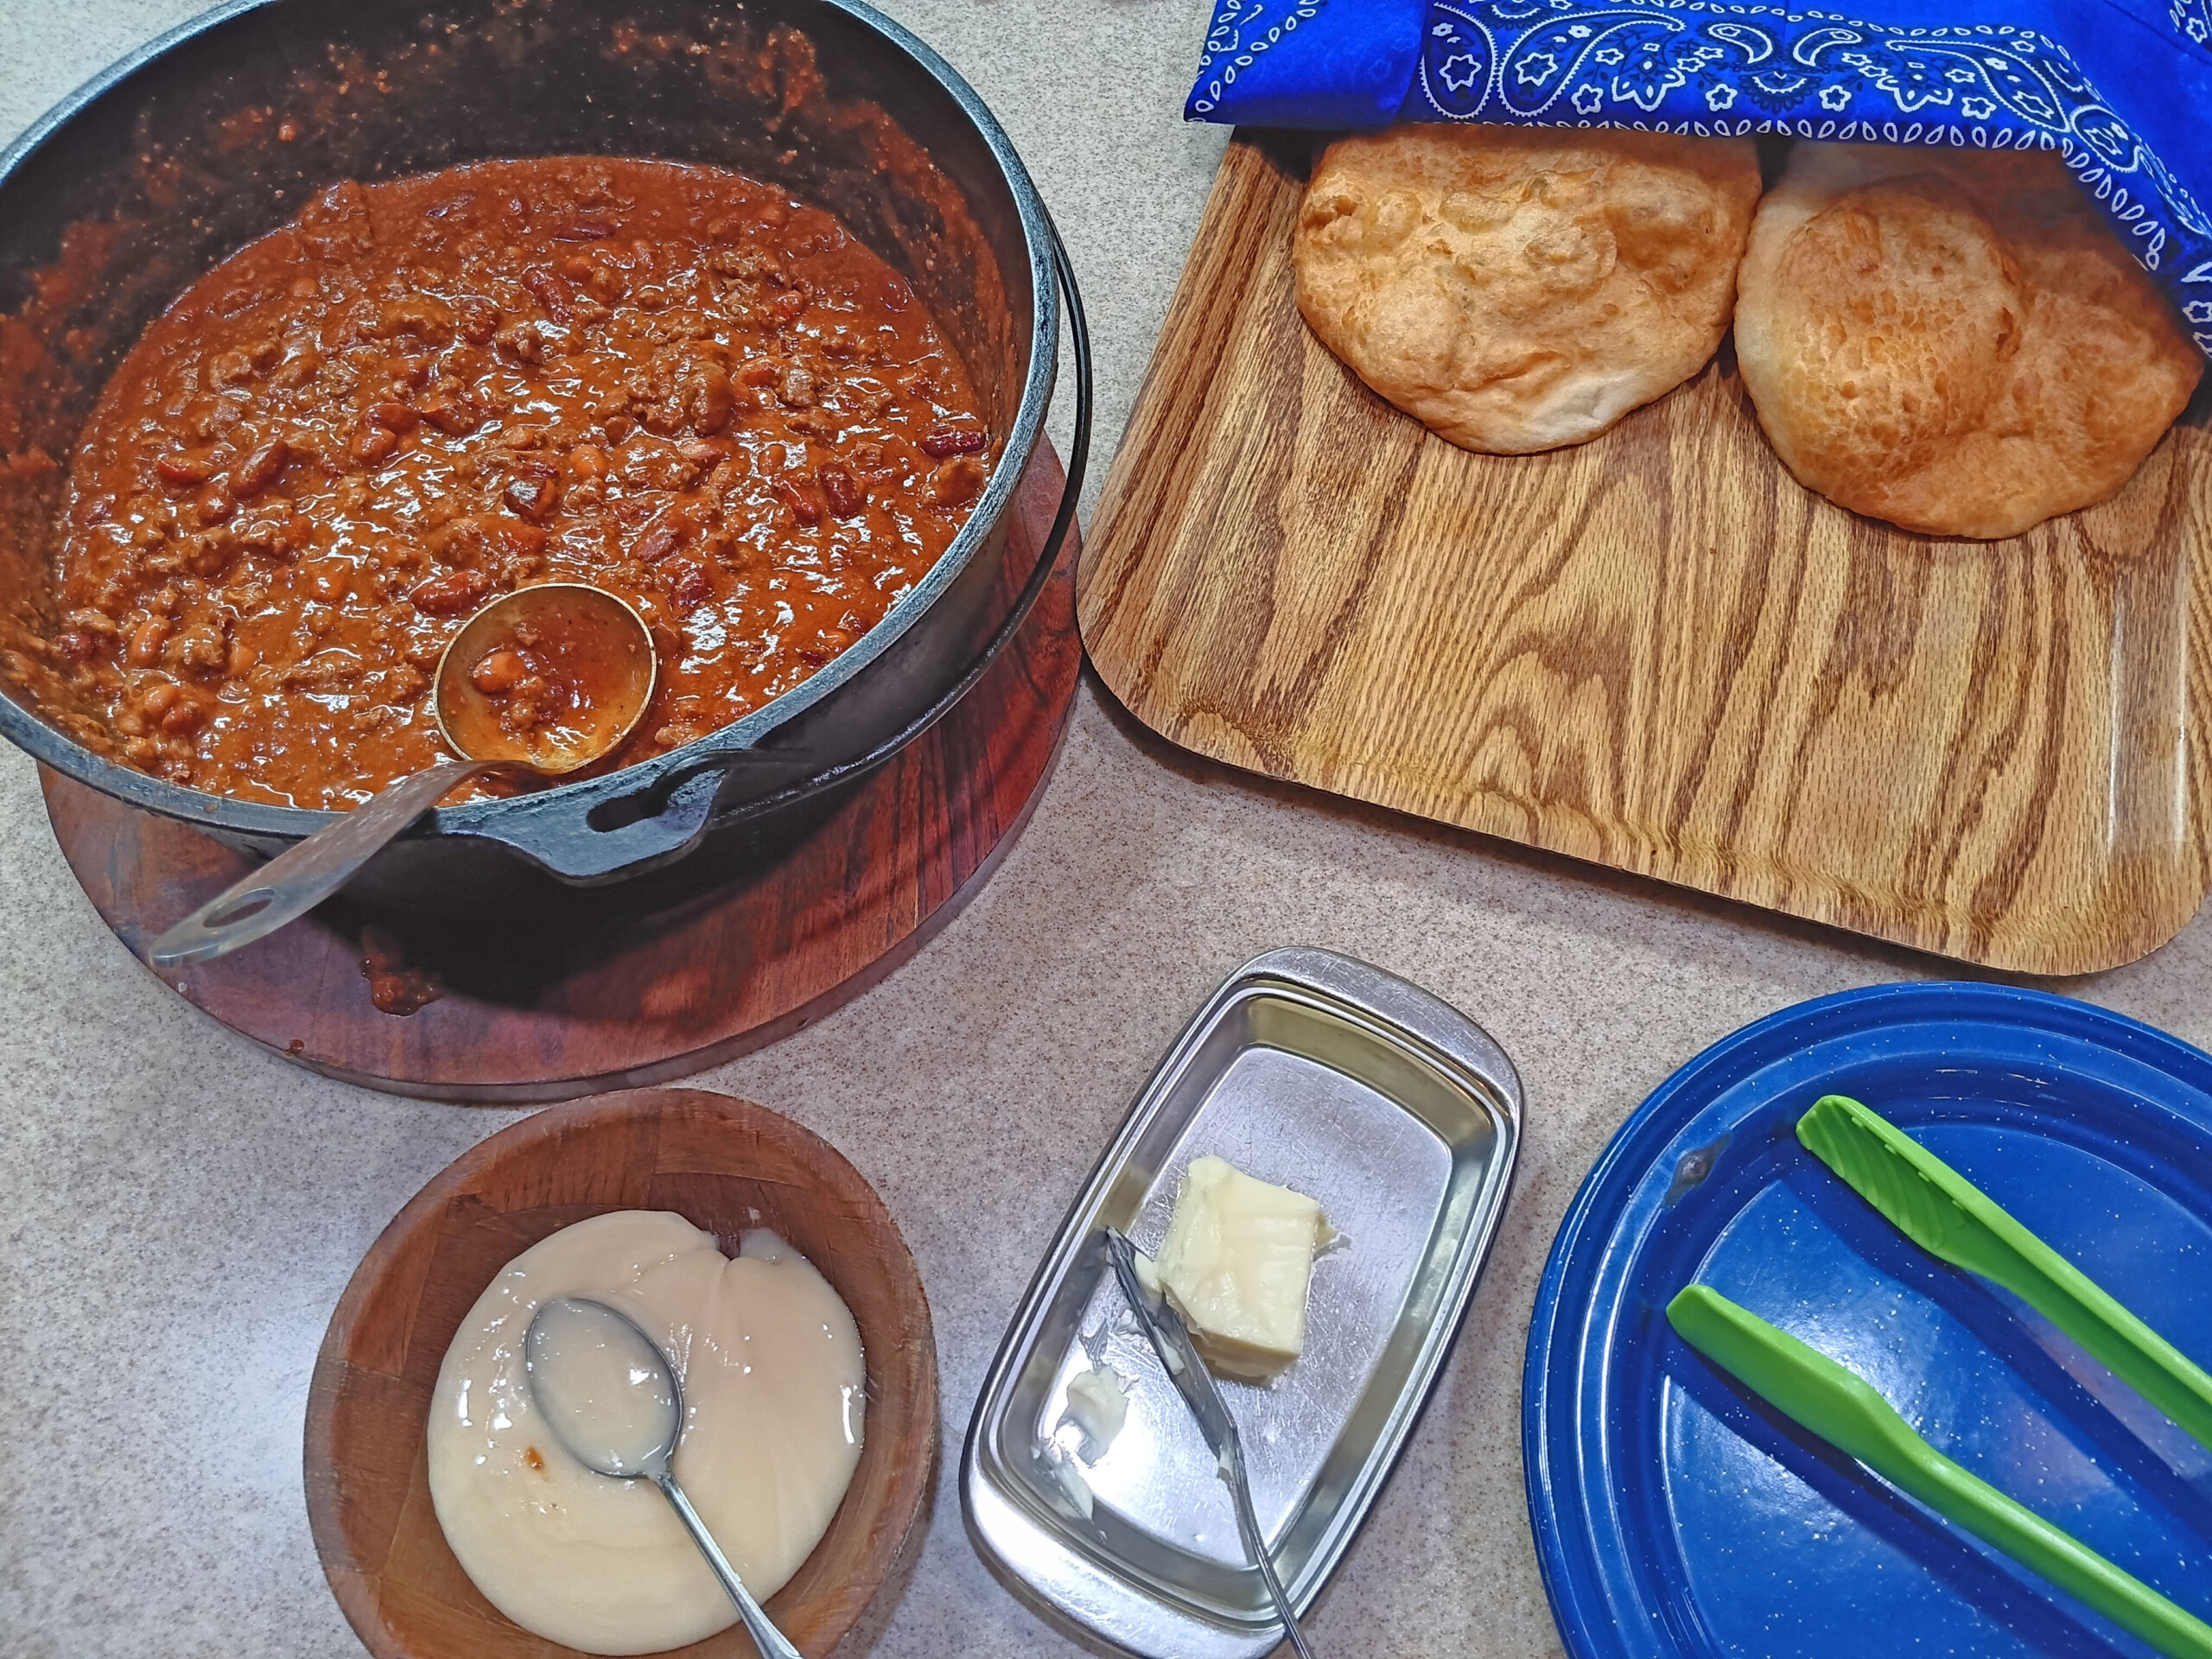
[1797,1093,2212,1454]
[1666,1285,2212,1659]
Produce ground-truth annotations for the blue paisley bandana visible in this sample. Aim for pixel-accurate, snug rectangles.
[1185,0,2212,356]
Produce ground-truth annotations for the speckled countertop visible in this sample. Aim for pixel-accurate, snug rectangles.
[2,5,2209,1656]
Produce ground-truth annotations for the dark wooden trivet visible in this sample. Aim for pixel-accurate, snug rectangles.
[42,449,1080,1103]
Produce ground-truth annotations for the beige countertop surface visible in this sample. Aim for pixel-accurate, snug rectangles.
[3,5,2211,1656]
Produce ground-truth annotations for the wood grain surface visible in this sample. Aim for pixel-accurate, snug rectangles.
[42,447,1078,1100]
[303,1087,937,1659]
[1078,133,2212,976]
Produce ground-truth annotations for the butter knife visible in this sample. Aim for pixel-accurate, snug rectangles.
[1102,1226,1319,1659]
[1798,1094,2212,1454]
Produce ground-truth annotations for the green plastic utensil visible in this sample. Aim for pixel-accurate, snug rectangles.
[1797,1093,2212,1453]
[1666,1285,2212,1659]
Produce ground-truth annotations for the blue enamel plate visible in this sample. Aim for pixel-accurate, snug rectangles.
[1525,982,2212,1659]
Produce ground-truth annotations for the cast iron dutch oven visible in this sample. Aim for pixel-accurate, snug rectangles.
[0,0,1088,906]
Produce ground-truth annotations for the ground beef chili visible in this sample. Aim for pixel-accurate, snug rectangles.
[54,156,995,809]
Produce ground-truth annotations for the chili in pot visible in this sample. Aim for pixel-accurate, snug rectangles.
[54,156,994,810]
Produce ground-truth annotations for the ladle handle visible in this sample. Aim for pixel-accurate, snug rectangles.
[144,758,501,969]
[655,1472,804,1659]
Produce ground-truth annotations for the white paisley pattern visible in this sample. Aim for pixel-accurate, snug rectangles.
[1187,0,1328,116]
[1407,1,2212,354]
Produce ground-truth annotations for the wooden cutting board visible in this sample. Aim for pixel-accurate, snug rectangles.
[1079,132,2212,976]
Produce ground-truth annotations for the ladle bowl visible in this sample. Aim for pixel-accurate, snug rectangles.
[434,585,658,774]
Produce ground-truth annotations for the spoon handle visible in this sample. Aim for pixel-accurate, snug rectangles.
[145,757,500,969]
[655,1472,804,1659]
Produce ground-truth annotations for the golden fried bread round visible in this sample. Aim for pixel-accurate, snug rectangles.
[1294,124,1761,454]
[1734,143,2202,539]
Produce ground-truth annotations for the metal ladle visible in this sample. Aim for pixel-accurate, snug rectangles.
[524,1296,804,1659]
[146,583,656,969]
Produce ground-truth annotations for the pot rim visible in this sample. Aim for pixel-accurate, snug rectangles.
[0,0,1059,841]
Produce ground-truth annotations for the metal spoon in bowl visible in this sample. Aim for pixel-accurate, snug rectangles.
[524,1296,804,1659]
[145,583,657,969]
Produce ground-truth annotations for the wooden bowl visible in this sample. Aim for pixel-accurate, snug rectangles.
[305,1089,938,1658]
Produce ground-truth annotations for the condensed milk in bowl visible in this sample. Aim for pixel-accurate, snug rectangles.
[428,1211,863,1656]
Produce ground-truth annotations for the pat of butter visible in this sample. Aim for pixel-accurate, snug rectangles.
[1062,1365,1128,1452]
[1149,1156,1329,1378]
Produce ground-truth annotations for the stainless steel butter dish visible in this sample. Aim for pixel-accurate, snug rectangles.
[962,946,1523,1657]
